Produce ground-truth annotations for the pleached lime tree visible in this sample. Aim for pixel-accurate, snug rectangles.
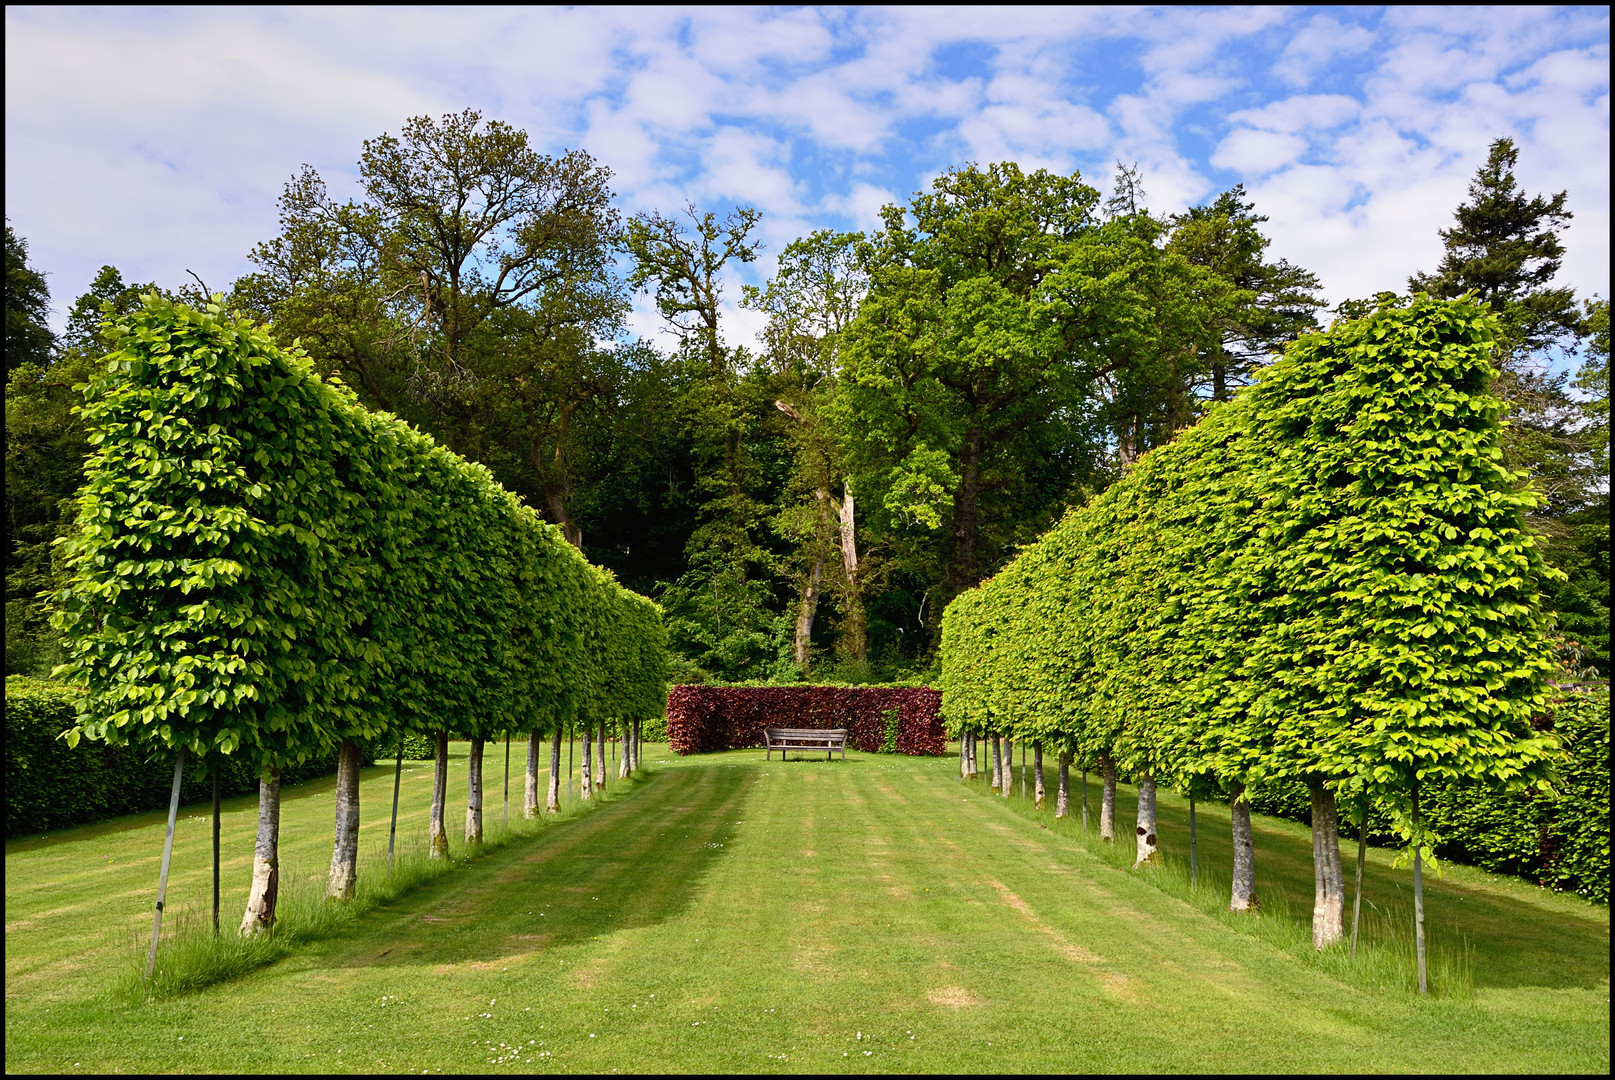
[55,293,667,938]
[939,294,1562,968]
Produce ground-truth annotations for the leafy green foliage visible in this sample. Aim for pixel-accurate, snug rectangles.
[53,294,666,772]
[4,222,53,375]
[940,296,1562,846]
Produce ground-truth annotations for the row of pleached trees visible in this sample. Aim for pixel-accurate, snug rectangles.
[53,295,667,966]
[939,295,1564,991]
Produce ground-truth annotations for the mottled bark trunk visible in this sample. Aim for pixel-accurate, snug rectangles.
[525,731,541,818]
[1351,797,1367,959]
[837,483,866,662]
[596,722,607,791]
[1033,743,1045,810]
[1098,754,1117,842]
[429,732,450,859]
[465,738,485,844]
[241,765,281,935]
[547,729,562,813]
[1001,737,1013,799]
[618,720,631,779]
[965,733,977,779]
[325,738,361,900]
[1310,781,1345,949]
[990,735,1002,791]
[1081,769,1089,830]
[1134,775,1159,867]
[1229,781,1257,912]
[581,726,594,799]
[1055,753,1070,819]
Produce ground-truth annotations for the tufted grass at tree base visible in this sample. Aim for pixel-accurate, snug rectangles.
[6,746,1608,1074]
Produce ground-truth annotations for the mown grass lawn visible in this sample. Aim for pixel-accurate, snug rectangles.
[4,744,1608,1073]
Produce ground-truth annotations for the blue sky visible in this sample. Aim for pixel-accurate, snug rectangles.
[5,6,1609,347]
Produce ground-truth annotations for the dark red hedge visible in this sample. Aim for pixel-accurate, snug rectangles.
[666,685,945,756]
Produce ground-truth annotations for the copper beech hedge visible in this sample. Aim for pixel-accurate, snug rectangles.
[666,686,946,756]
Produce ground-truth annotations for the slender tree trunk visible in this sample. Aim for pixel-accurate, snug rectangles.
[1098,754,1117,842]
[568,728,575,800]
[212,753,221,937]
[1351,796,1367,960]
[429,732,450,859]
[944,425,985,594]
[1134,776,1160,867]
[596,722,607,791]
[1309,780,1345,948]
[504,734,511,829]
[630,719,640,772]
[1081,768,1089,830]
[1055,753,1070,819]
[1002,736,1013,799]
[241,764,281,935]
[525,730,540,818]
[1412,780,1428,994]
[388,742,403,874]
[1229,780,1257,912]
[146,749,186,976]
[618,720,630,779]
[326,737,361,900]
[960,735,969,779]
[466,738,485,844]
[581,726,594,800]
[990,735,1003,792]
[1189,794,1198,888]
[547,729,562,812]
[1033,743,1045,810]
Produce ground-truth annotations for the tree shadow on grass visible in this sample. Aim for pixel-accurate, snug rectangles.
[320,761,755,972]
[1002,776,1610,992]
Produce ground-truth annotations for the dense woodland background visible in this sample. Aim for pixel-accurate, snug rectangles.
[6,113,1609,686]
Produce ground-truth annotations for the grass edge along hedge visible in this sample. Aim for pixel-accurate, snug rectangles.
[666,684,945,755]
[939,295,1569,935]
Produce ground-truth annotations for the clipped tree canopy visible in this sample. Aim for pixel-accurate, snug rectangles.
[54,294,667,768]
[940,295,1561,821]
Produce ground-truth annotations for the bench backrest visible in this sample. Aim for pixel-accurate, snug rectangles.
[766,727,847,737]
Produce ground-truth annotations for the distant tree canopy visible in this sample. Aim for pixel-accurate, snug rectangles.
[5,123,1607,683]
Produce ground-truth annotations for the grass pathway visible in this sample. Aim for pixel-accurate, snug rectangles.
[5,747,1609,1073]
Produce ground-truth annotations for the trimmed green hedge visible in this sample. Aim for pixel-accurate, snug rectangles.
[52,295,667,771]
[5,676,378,838]
[941,296,1560,843]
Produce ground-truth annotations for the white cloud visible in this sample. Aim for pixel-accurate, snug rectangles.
[3,5,1607,339]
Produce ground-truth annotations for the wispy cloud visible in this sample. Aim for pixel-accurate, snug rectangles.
[4,5,1607,340]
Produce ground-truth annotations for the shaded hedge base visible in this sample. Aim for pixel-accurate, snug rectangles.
[5,677,383,838]
[667,685,945,756]
[1242,686,1609,904]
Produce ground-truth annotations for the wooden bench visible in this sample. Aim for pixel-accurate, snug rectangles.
[765,727,848,761]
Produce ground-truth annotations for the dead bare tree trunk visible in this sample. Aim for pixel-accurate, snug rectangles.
[241,764,281,935]
[1309,780,1345,948]
[547,728,562,812]
[325,738,361,900]
[838,483,866,662]
[1098,753,1117,842]
[794,539,825,674]
[466,737,485,844]
[1229,780,1257,912]
[1134,775,1159,867]
[429,732,450,859]
[1033,743,1045,810]
[1055,752,1070,819]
